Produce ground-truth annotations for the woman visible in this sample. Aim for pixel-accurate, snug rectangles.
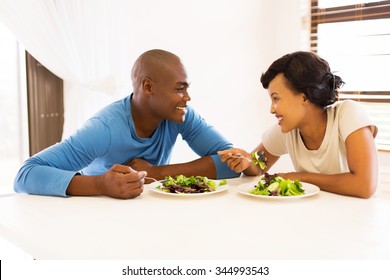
[219,51,378,198]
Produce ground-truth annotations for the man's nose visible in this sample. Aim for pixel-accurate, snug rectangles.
[183,91,191,102]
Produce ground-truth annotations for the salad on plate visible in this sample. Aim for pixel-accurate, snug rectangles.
[250,173,305,197]
[156,175,227,194]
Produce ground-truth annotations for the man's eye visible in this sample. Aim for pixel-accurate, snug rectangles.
[176,88,185,92]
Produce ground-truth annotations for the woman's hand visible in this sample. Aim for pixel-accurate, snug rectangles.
[218,148,252,173]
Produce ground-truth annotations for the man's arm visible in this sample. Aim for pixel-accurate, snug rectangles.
[127,156,216,182]
[14,156,80,196]
[14,119,111,196]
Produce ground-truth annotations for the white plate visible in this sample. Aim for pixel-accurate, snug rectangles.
[148,180,229,196]
[234,181,320,199]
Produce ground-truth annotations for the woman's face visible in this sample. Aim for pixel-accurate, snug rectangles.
[267,73,307,133]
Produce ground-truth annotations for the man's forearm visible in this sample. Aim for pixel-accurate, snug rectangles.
[66,174,102,196]
[153,156,217,179]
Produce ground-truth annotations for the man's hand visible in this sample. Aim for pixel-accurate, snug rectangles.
[97,164,146,199]
[67,164,147,199]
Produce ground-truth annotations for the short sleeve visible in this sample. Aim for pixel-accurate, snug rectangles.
[337,100,378,141]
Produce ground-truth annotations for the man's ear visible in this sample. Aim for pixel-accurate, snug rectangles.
[142,78,153,95]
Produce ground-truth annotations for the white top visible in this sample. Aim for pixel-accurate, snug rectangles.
[262,100,378,174]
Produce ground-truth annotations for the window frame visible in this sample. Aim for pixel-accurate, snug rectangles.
[310,0,390,151]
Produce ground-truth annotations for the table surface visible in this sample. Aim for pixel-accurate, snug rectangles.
[0,176,390,260]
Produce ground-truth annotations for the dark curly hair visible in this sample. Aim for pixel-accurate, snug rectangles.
[260,51,344,107]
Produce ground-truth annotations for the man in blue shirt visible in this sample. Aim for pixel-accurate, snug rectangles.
[14,49,239,199]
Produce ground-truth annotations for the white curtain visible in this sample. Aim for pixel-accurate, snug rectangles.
[0,0,302,166]
[0,0,132,138]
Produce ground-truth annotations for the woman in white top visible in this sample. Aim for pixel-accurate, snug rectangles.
[219,51,378,198]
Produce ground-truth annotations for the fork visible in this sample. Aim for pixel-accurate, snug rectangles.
[229,151,267,163]
[145,176,159,183]
[229,155,252,162]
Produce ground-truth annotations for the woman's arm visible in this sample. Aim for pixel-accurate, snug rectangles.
[278,127,378,198]
[217,144,280,176]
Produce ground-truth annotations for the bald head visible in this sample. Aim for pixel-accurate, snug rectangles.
[131,49,183,93]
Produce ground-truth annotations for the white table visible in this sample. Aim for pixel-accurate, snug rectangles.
[0,176,390,260]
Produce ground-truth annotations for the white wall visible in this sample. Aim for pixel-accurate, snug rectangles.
[60,0,315,173]
[110,0,302,172]
[63,0,390,185]
[63,0,390,177]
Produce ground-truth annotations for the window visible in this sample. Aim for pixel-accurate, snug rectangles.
[310,0,390,151]
[0,23,28,191]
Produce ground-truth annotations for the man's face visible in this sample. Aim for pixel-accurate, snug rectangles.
[150,61,191,123]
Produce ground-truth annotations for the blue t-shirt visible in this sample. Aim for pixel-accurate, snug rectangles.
[14,95,239,196]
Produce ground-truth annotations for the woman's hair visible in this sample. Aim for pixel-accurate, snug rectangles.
[260,51,344,107]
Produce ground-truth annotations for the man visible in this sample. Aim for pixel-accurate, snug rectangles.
[14,49,239,199]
